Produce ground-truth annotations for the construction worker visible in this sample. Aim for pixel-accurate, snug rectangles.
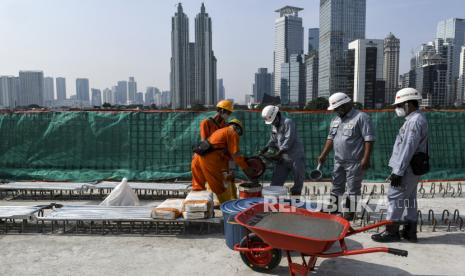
[372,88,428,243]
[199,99,233,140]
[317,92,375,220]
[191,119,254,203]
[260,105,305,195]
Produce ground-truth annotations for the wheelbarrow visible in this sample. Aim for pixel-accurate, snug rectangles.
[233,203,408,276]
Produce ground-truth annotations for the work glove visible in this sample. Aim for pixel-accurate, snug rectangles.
[389,174,402,187]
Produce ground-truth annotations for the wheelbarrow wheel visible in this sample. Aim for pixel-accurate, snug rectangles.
[239,233,281,272]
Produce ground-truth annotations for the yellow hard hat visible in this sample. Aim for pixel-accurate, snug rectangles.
[216,100,234,112]
[228,118,243,130]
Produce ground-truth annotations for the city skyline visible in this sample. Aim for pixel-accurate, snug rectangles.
[1,0,465,103]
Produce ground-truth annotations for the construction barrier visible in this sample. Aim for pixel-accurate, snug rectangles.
[0,110,464,182]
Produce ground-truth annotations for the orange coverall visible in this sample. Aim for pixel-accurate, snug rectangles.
[191,126,248,200]
[199,115,225,140]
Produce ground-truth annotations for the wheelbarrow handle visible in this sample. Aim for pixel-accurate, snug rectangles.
[233,243,274,253]
[387,248,409,257]
[316,247,408,258]
[346,220,394,236]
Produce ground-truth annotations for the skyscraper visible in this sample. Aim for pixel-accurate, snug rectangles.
[415,52,447,107]
[436,18,465,104]
[457,46,465,104]
[0,76,19,108]
[170,3,190,109]
[136,92,144,105]
[102,88,112,105]
[43,77,54,106]
[217,79,225,101]
[347,39,385,109]
[273,6,304,99]
[76,78,90,102]
[195,3,217,106]
[19,71,44,106]
[188,42,196,104]
[116,81,128,105]
[308,28,319,53]
[91,89,102,106]
[56,77,66,100]
[318,0,366,98]
[253,68,273,103]
[305,52,319,102]
[383,33,400,103]
[280,54,306,107]
[128,77,137,104]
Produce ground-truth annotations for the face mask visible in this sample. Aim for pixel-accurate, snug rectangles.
[395,107,406,117]
[336,110,346,118]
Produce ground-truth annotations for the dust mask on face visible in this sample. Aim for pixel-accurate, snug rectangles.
[395,107,406,117]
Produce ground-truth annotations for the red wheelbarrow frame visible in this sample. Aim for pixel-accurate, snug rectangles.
[233,203,408,276]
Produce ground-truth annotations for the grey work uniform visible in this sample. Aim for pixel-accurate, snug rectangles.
[327,109,375,196]
[267,116,305,194]
[387,110,428,222]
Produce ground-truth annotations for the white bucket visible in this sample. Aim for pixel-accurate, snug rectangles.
[262,186,287,197]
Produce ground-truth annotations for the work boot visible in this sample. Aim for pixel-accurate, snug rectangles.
[371,223,401,243]
[401,222,418,242]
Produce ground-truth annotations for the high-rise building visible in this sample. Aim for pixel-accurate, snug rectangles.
[217,79,225,101]
[91,88,102,106]
[170,3,190,109]
[116,81,128,105]
[111,86,118,105]
[253,68,273,103]
[56,77,66,100]
[0,76,19,108]
[383,33,400,103]
[415,52,447,107]
[135,92,144,105]
[308,28,319,53]
[305,52,319,102]
[102,88,112,105]
[161,91,172,107]
[318,0,366,98]
[19,71,44,106]
[188,42,196,104]
[347,39,385,109]
[43,77,54,106]
[457,46,465,104]
[280,54,306,107]
[273,6,304,98]
[436,18,465,104]
[128,77,137,104]
[195,3,217,106]
[76,78,90,103]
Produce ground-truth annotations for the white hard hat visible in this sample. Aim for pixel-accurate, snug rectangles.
[261,105,279,125]
[393,88,422,105]
[328,92,351,110]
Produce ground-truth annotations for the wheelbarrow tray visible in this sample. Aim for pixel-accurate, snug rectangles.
[235,203,350,255]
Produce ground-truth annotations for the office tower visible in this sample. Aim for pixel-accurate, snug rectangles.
[76,78,90,102]
[56,77,67,100]
[383,33,400,103]
[458,46,465,104]
[19,70,44,106]
[161,91,171,107]
[308,28,319,53]
[195,3,217,106]
[280,54,306,108]
[43,77,54,106]
[91,88,102,106]
[319,0,366,98]
[305,52,319,102]
[253,68,273,103]
[128,77,137,104]
[136,92,144,105]
[273,6,304,99]
[102,88,112,104]
[188,42,196,104]
[0,76,19,108]
[347,39,385,109]
[217,79,225,101]
[116,81,128,105]
[415,52,447,107]
[170,3,190,109]
[436,18,465,104]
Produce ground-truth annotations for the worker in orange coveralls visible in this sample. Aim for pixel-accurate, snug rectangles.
[199,100,234,140]
[191,119,255,203]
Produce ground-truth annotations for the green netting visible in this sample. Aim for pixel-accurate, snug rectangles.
[0,110,464,182]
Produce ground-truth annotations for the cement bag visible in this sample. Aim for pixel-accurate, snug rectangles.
[183,211,208,219]
[183,190,213,212]
[152,199,184,219]
[100,178,140,206]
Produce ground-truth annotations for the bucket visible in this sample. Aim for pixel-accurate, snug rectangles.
[262,186,287,197]
[238,182,262,198]
[220,197,263,249]
[310,163,323,181]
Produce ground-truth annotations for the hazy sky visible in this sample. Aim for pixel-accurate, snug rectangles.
[1,0,464,103]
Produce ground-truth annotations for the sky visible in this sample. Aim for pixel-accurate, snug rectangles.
[1,0,465,103]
